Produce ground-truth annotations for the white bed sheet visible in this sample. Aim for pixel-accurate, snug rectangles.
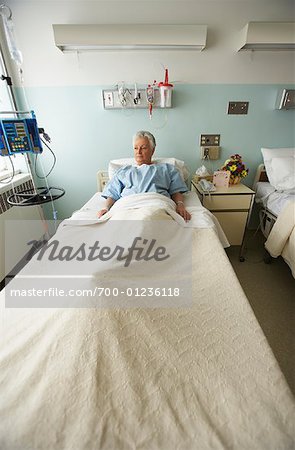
[0,193,294,449]
[255,181,295,216]
[68,191,229,247]
[82,190,203,211]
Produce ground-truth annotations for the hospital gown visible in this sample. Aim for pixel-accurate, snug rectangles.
[102,163,188,200]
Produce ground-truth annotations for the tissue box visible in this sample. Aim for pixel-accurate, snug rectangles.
[213,171,230,187]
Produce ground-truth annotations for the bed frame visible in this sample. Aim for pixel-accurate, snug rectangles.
[254,164,295,273]
[252,163,269,186]
[97,171,109,192]
[252,164,277,239]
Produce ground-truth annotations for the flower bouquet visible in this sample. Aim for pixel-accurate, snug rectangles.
[220,154,249,185]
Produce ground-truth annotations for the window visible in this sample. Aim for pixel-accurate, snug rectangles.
[0,155,7,172]
[0,48,28,181]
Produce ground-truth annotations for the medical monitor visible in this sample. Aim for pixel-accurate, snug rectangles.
[0,118,43,156]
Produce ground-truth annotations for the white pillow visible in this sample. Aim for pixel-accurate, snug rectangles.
[108,157,190,181]
[261,147,295,190]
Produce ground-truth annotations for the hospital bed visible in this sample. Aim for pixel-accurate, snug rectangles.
[0,158,294,450]
[254,148,295,277]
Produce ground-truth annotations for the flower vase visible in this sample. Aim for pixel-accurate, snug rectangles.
[230,176,241,185]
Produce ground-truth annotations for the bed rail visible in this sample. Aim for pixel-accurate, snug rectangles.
[97,171,109,192]
[252,164,268,190]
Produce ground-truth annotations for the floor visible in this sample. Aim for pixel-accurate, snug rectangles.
[226,229,295,396]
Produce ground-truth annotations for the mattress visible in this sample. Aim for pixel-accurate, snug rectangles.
[255,181,295,216]
[0,193,294,449]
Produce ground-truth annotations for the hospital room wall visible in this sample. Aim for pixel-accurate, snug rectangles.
[16,83,295,220]
[4,0,295,219]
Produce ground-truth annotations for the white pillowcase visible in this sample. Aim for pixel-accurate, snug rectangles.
[261,147,295,190]
[108,157,190,182]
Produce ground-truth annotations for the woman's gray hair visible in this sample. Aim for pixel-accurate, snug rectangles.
[133,131,156,150]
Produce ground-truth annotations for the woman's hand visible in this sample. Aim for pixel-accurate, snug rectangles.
[97,198,115,218]
[97,208,109,218]
[176,204,191,222]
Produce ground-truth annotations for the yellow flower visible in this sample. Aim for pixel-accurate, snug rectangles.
[230,164,237,172]
[241,170,247,177]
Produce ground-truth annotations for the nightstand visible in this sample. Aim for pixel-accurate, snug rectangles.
[191,178,255,261]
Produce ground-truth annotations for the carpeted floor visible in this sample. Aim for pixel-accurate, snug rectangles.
[226,229,295,396]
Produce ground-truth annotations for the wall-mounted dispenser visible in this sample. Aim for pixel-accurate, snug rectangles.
[158,69,173,108]
[276,89,295,110]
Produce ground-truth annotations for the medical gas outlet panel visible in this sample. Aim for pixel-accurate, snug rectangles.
[102,88,172,110]
[0,118,43,156]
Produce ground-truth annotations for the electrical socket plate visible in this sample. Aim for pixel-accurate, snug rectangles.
[228,102,249,115]
[200,146,220,160]
[103,91,114,107]
[200,134,220,146]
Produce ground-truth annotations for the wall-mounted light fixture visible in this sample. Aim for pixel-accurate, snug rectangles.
[52,24,207,52]
[237,22,295,51]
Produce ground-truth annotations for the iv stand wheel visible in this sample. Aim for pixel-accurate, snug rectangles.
[7,186,65,206]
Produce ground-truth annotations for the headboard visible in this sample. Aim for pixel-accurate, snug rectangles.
[252,164,269,190]
[97,171,109,192]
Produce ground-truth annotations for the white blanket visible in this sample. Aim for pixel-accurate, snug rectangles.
[255,182,295,217]
[0,226,294,449]
[64,192,229,247]
[0,193,294,449]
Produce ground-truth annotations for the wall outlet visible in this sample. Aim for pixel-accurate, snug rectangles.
[103,91,114,107]
[200,134,220,146]
[201,146,220,160]
[227,101,249,114]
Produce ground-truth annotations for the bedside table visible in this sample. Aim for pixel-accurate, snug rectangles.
[191,179,255,261]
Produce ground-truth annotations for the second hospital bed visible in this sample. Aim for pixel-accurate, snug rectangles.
[254,163,295,277]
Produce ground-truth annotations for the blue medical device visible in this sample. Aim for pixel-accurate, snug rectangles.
[0,115,43,156]
[0,110,65,206]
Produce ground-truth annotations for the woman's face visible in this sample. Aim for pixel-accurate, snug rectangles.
[134,137,155,165]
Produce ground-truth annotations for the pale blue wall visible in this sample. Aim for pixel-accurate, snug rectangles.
[16,84,294,220]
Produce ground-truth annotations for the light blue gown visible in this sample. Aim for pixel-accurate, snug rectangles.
[102,163,188,201]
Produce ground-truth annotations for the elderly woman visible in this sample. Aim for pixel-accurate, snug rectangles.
[98,130,191,221]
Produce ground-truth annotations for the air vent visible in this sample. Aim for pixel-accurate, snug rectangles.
[0,179,34,214]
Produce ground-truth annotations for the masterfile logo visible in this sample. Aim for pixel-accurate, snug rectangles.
[5,220,192,309]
